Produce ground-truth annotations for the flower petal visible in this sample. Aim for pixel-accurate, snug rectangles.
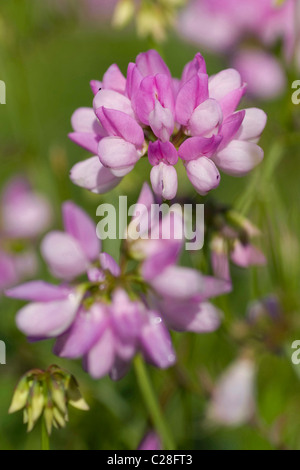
[96,107,144,147]
[140,313,176,369]
[85,328,115,379]
[212,140,264,176]
[68,132,102,155]
[149,101,174,142]
[41,231,88,280]
[219,110,246,149]
[136,49,171,78]
[150,265,204,300]
[62,201,100,263]
[16,293,80,338]
[178,135,222,161]
[189,98,223,137]
[70,156,122,193]
[186,157,220,195]
[102,64,126,94]
[231,241,266,267]
[93,89,134,117]
[236,108,267,143]
[150,163,178,201]
[98,136,140,171]
[209,69,242,102]
[5,281,71,302]
[176,73,209,125]
[54,303,107,358]
[181,52,207,84]
[71,107,102,134]
[99,252,121,277]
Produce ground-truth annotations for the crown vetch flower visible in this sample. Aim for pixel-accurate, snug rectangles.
[69,49,267,200]
[6,186,229,380]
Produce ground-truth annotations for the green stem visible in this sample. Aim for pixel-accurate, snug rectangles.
[41,418,50,451]
[133,355,176,450]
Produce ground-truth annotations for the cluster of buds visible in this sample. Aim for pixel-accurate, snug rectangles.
[8,365,89,435]
[112,0,186,42]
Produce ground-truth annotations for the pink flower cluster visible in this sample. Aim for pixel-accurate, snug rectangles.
[69,49,266,200]
[0,177,52,292]
[179,0,299,99]
[6,185,230,380]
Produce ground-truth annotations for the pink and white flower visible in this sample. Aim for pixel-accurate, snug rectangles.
[69,50,267,199]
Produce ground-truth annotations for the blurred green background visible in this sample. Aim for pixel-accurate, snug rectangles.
[1,0,300,450]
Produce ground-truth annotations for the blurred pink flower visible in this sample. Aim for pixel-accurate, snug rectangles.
[69,50,266,199]
[6,185,229,380]
[0,177,52,292]
[1,177,52,240]
[138,431,161,450]
[207,358,256,426]
[179,0,298,99]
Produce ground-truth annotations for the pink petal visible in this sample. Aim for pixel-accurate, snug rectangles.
[111,289,142,341]
[232,50,286,100]
[0,251,17,291]
[148,140,178,165]
[176,73,209,125]
[209,69,242,102]
[93,89,134,117]
[54,303,108,358]
[96,107,144,148]
[150,163,178,200]
[207,359,256,426]
[98,136,140,172]
[71,107,102,134]
[68,132,102,155]
[90,80,102,95]
[86,328,115,379]
[159,298,221,333]
[189,98,223,137]
[181,52,207,84]
[212,140,264,176]
[140,313,176,369]
[70,156,122,193]
[138,432,161,451]
[149,101,174,142]
[218,85,247,118]
[231,241,266,267]
[6,281,71,302]
[16,294,80,338]
[99,252,121,277]
[142,241,182,281]
[186,157,220,195]
[62,201,100,263]
[2,178,52,239]
[102,64,126,94]
[136,49,171,78]
[219,110,246,149]
[41,231,88,280]
[236,108,267,143]
[126,63,143,101]
[178,135,222,161]
[150,266,204,300]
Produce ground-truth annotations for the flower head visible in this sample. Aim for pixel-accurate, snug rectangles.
[69,50,266,200]
[6,186,229,380]
[8,365,89,435]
